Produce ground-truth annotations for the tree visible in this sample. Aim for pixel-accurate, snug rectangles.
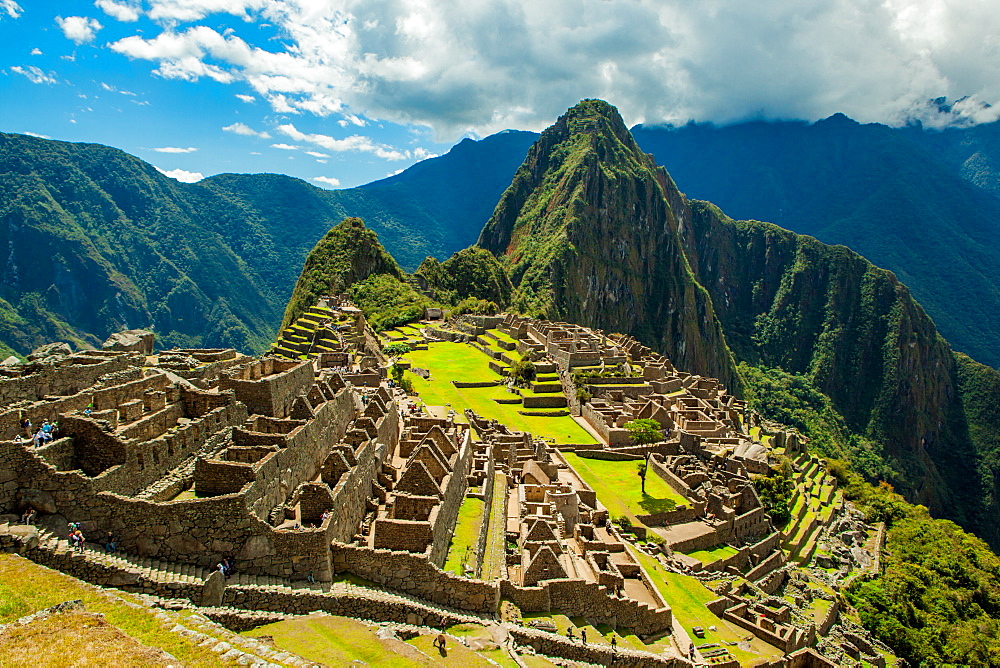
[637,460,648,494]
[383,342,411,361]
[624,418,662,445]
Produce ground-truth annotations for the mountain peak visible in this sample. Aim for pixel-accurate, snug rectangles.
[477,99,739,388]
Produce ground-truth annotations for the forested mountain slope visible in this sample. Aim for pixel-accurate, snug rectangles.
[631,116,1000,368]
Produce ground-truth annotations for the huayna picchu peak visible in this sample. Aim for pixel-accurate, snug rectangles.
[5,98,1000,667]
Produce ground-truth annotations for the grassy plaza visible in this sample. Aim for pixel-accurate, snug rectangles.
[561,452,689,521]
[402,341,597,444]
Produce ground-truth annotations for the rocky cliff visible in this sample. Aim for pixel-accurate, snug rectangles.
[476,100,1000,547]
[478,100,739,391]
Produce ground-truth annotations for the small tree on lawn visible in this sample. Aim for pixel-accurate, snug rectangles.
[637,459,648,494]
[624,418,662,445]
[383,342,411,362]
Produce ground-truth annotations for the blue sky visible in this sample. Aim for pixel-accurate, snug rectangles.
[2,0,999,188]
[0,0,453,187]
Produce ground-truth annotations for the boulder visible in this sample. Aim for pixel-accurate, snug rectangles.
[28,342,72,362]
[236,534,276,560]
[200,570,226,607]
[16,488,57,514]
[165,534,207,553]
[102,329,155,354]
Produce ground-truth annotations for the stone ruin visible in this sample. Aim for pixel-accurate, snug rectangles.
[0,304,877,666]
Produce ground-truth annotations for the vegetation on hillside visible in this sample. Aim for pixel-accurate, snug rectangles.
[633,116,1000,369]
[281,217,404,329]
[745,363,1000,665]
[828,461,1000,666]
[415,246,512,306]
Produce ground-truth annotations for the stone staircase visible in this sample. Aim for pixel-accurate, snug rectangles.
[28,529,206,600]
[23,527,488,629]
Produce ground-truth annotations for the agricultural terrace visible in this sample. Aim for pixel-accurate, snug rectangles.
[561,452,688,522]
[402,341,597,445]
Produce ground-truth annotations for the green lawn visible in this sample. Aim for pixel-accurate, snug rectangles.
[403,342,597,444]
[629,548,783,663]
[245,615,414,667]
[561,452,688,520]
[682,544,740,564]
[443,497,484,575]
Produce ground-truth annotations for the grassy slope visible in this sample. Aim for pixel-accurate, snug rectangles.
[442,496,484,575]
[0,553,242,667]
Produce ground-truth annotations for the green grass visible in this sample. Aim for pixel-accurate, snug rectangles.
[629,548,783,663]
[443,497,485,575]
[481,474,508,580]
[246,614,418,666]
[682,544,740,564]
[561,452,687,520]
[487,329,517,345]
[0,554,243,666]
[403,342,597,444]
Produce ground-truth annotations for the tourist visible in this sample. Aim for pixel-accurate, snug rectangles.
[610,635,617,651]
[71,528,85,551]
[32,428,44,448]
[306,571,315,583]
[689,643,696,660]
[566,627,575,642]
[104,531,117,553]
[13,435,22,444]
[434,634,447,652]
[580,628,587,645]
[20,416,31,436]
[320,511,330,524]
[21,507,35,525]
[83,404,93,417]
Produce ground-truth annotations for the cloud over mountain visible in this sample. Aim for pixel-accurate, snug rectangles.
[97,0,1000,139]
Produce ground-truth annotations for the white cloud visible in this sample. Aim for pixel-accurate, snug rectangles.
[235,93,255,103]
[305,150,328,157]
[95,0,140,22]
[145,0,268,23]
[30,48,42,55]
[270,143,298,150]
[0,0,21,20]
[156,166,204,182]
[149,146,198,153]
[222,121,270,138]
[10,66,57,85]
[56,16,103,44]
[278,123,407,160]
[312,176,341,187]
[109,0,1000,136]
[23,131,51,139]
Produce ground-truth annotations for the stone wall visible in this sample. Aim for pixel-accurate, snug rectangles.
[502,578,672,635]
[330,542,499,612]
[220,360,313,418]
[0,355,133,417]
[326,440,387,543]
[428,432,473,566]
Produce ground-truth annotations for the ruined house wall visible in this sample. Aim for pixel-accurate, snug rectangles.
[0,355,133,410]
[428,432,473,566]
[220,361,313,418]
[0,402,247,514]
[244,388,356,520]
[326,440,386,543]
